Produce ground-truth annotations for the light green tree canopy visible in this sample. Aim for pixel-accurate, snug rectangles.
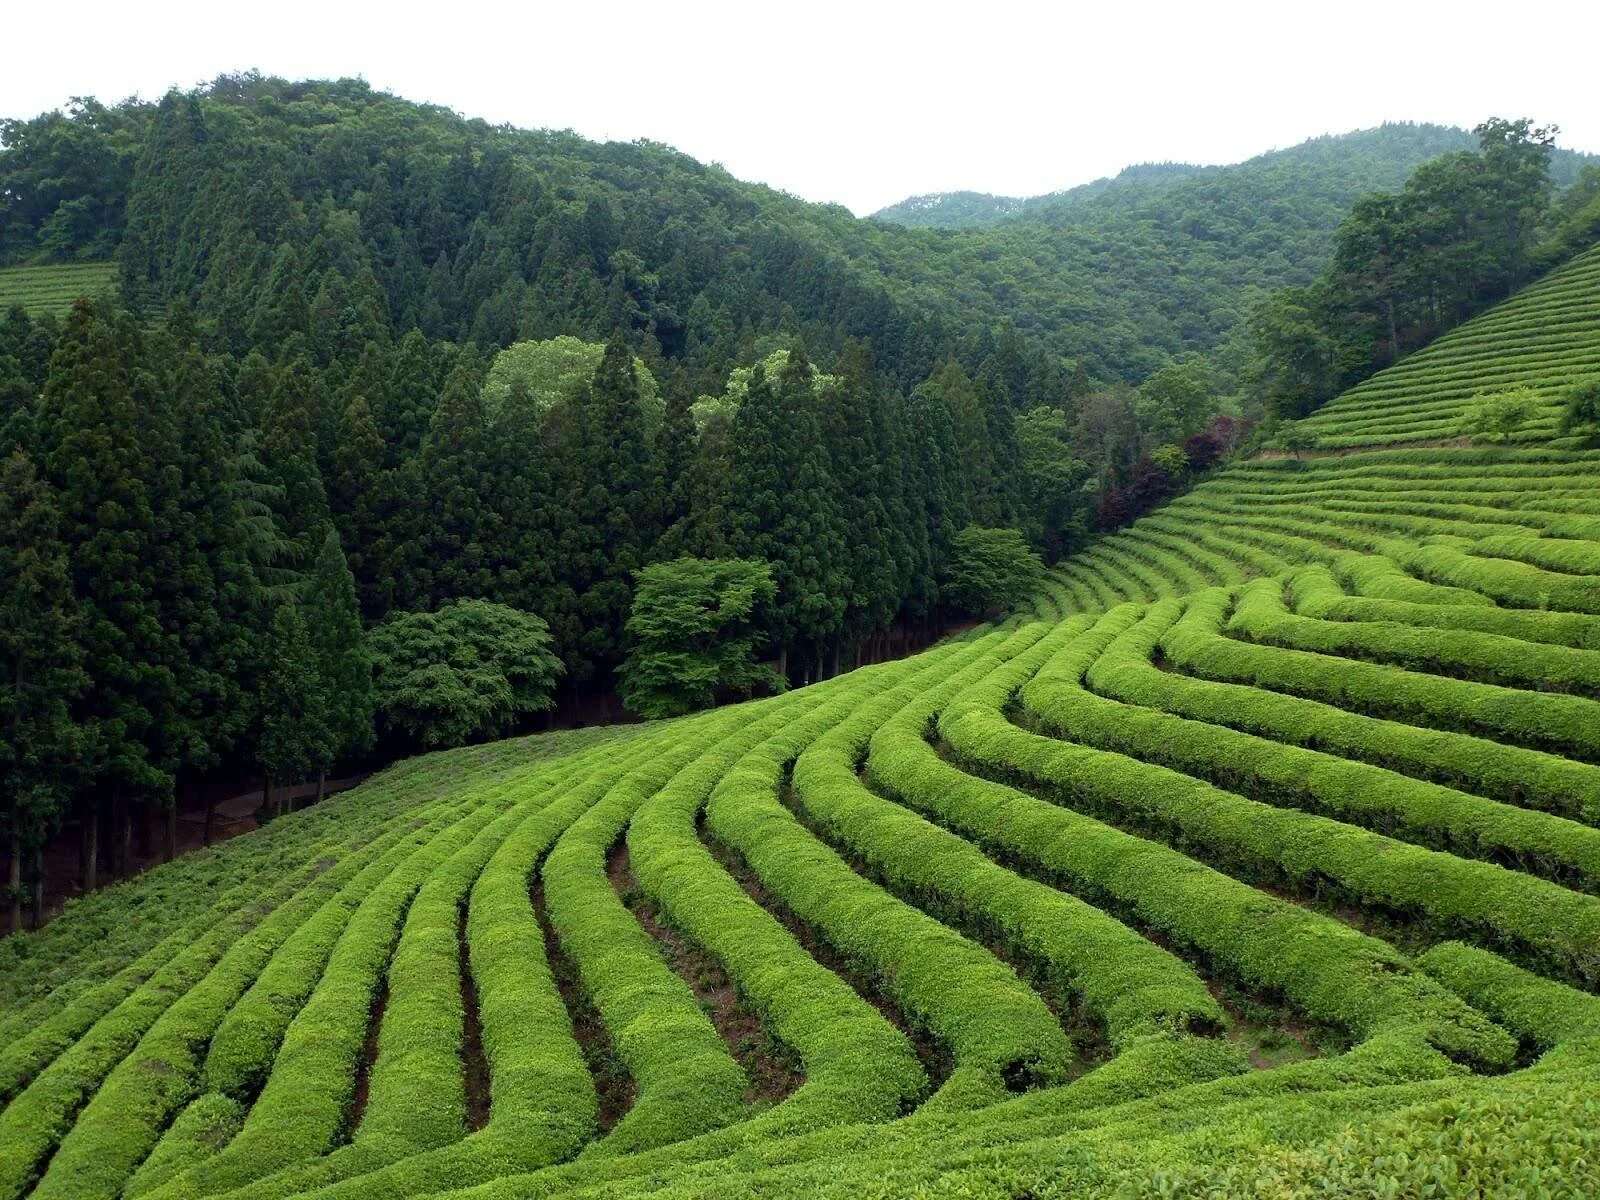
[369,598,563,748]
[939,525,1045,616]
[694,348,842,433]
[620,556,784,718]
[481,335,662,433]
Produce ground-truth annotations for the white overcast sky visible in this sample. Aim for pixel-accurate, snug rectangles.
[6,0,1599,216]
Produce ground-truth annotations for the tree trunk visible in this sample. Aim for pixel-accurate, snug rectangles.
[134,799,152,860]
[776,647,788,684]
[316,771,326,805]
[164,799,177,864]
[116,794,132,880]
[262,778,272,820]
[7,829,21,934]
[203,778,217,847]
[83,805,98,893]
[31,845,44,929]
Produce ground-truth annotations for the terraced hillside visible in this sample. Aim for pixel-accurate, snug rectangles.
[0,263,118,316]
[5,247,1600,1198]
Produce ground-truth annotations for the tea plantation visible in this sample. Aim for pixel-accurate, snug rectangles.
[4,248,1600,1197]
[0,263,118,317]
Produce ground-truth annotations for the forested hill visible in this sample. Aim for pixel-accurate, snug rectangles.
[872,124,1598,229]
[6,88,1590,385]
[871,125,1597,375]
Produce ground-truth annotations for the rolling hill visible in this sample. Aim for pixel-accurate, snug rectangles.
[3,244,1599,1196]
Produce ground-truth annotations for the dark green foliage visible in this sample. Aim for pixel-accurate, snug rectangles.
[727,346,849,677]
[33,303,177,804]
[0,450,85,909]
[940,526,1045,616]
[256,603,326,790]
[369,599,563,749]
[305,525,373,767]
[619,557,783,718]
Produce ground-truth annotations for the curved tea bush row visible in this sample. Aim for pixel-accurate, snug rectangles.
[1168,583,1600,761]
[862,625,1226,1047]
[1290,564,1600,649]
[232,733,669,1200]
[140,792,529,1200]
[792,628,1224,1054]
[1158,590,1600,824]
[0,788,494,1200]
[1081,599,1600,888]
[628,685,928,1138]
[1233,575,1600,697]
[1020,608,1600,984]
[708,649,1074,1110]
[904,621,1514,1066]
[28,787,498,1200]
[125,1095,245,1199]
[1418,942,1600,1054]
[541,708,752,1161]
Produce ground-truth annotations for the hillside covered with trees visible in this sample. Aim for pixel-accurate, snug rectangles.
[1,72,1597,921]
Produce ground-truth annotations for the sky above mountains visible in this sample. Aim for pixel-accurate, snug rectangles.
[8,0,1600,216]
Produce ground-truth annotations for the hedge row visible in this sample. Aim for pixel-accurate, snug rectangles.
[141,786,526,1200]
[27,787,487,1200]
[886,619,1515,1067]
[1084,598,1600,888]
[705,648,1074,1112]
[230,733,667,1200]
[1417,942,1600,1054]
[1020,607,1600,986]
[1171,581,1600,761]
[124,1094,244,1199]
[861,626,1226,1048]
[0,774,433,1102]
[1160,589,1600,824]
[1291,564,1600,649]
[1233,574,1600,697]
[1398,539,1600,613]
[541,707,753,1161]
[629,681,928,1139]
[0,789,473,1200]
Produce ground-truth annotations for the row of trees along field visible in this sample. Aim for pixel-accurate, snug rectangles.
[0,76,1594,919]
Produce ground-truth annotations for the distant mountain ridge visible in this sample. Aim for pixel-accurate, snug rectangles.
[871,124,1594,229]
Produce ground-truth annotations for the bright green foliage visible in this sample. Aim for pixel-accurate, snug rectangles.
[619,557,784,718]
[1561,374,1600,435]
[480,335,661,431]
[1461,385,1539,442]
[5,77,1600,1200]
[369,599,563,749]
[0,263,118,316]
[940,526,1045,615]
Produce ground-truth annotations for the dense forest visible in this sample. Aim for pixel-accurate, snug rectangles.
[0,72,1595,913]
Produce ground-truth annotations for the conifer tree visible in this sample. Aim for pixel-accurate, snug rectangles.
[557,334,655,678]
[0,450,85,928]
[305,524,373,796]
[825,340,896,663]
[34,302,178,887]
[256,602,326,816]
[261,351,333,568]
[727,341,847,680]
[420,363,497,602]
